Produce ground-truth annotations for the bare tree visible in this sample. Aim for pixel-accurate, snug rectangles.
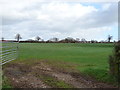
[15,34,22,42]
[1,37,4,41]
[81,38,86,43]
[76,38,79,41]
[35,36,41,41]
[50,37,59,42]
[53,37,59,42]
[108,35,113,42]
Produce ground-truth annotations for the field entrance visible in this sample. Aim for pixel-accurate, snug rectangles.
[2,43,117,88]
[1,41,18,65]
[3,60,114,88]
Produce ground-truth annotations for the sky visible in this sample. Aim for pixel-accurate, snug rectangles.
[0,0,118,41]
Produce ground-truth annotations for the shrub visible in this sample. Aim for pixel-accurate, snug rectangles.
[109,43,120,78]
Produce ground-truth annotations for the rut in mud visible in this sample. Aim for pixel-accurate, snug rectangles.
[3,60,116,88]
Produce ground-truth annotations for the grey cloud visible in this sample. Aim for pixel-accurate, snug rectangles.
[75,3,117,29]
[2,2,118,40]
[2,16,30,25]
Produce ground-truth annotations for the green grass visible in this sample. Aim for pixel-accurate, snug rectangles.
[2,76,13,88]
[8,43,117,84]
[39,75,73,88]
[83,68,117,84]
[19,43,113,71]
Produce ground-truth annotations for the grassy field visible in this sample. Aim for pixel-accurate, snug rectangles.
[19,43,113,71]
[3,43,117,88]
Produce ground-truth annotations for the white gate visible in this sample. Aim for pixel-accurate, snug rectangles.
[0,41,19,65]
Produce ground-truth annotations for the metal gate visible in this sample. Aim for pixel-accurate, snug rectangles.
[0,41,19,65]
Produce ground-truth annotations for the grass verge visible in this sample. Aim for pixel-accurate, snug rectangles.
[83,68,117,86]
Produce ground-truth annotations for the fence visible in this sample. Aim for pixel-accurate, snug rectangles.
[0,41,19,65]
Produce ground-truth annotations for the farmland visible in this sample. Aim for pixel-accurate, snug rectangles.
[19,43,113,71]
[2,43,117,88]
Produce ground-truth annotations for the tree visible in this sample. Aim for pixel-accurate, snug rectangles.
[108,35,113,42]
[35,36,41,41]
[53,37,59,42]
[76,38,79,42]
[81,38,86,43]
[64,37,75,43]
[1,37,4,41]
[15,34,22,42]
[91,40,98,43]
[50,37,59,42]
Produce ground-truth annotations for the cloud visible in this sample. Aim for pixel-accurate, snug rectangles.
[75,3,117,29]
[1,1,118,41]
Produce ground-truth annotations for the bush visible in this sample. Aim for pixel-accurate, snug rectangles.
[109,43,120,78]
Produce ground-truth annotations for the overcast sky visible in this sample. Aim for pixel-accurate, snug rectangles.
[1,0,118,41]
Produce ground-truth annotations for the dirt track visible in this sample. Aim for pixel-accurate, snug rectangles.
[3,60,116,88]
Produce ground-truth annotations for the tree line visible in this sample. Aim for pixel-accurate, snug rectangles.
[1,33,117,43]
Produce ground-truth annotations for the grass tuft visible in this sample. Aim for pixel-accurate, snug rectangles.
[39,75,73,88]
[2,76,13,88]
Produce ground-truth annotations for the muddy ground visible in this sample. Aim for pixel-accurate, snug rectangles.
[2,60,117,88]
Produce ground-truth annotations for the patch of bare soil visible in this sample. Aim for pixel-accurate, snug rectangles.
[3,61,117,88]
[3,63,50,88]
